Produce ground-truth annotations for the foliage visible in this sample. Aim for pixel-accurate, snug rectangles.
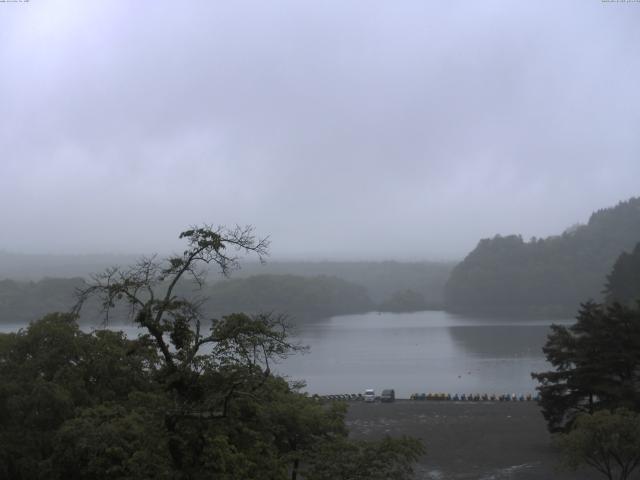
[0,277,86,324]
[0,260,455,325]
[0,225,425,479]
[604,242,640,307]
[303,435,425,480]
[445,197,640,315]
[0,313,162,480]
[377,289,432,313]
[0,274,376,326]
[0,316,421,480]
[72,225,271,367]
[204,274,374,321]
[225,260,454,305]
[0,260,454,327]
[555,409,640,480]
[532,301,640,432]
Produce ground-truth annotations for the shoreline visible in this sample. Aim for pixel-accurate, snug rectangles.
[345,401,599,480]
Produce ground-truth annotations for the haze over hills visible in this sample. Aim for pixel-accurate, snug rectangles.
[445,197,640,316]
[2,197,639,323]
[0,254,454,305]
[223,260,454,305]
[203,274,374,321]
[0,252,140,281]
[0,259,454,324]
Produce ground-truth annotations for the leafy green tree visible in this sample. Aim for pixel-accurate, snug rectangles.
[532,301,640,432]
[263,387,348,480]
[0,313,160,480]
[50,401,172,480]
[303,435,425,480]
[555,409,640,480]
[1,225,425,479]
[204,274,374,321]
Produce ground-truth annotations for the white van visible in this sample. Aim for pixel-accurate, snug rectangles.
[364,389,376,402]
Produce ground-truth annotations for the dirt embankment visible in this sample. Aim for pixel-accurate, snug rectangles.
[346,401,600,480]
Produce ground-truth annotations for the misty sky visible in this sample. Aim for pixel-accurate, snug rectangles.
[1,1,639,260]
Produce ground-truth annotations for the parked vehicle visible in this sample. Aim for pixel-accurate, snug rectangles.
[380,389,395,402]
[364,389,376,402]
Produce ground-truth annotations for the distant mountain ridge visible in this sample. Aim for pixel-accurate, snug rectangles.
[0,273,378,325]
[0,277,86,324]
[0,254,454,314]
[203,274,374,321]
[0,252,139,280]
[225,260,454,304]
[444,197,640,316]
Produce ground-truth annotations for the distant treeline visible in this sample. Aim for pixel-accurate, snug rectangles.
[445,197,640,316]
[0,275,370,325]
[216,260,455,305]
[0,254,454,308]
[202,274,373,320]
[0,252,139,280]
[0,277,85,324]
[605,241,640,306]
[3,197,639,323]
[0,261,454,324]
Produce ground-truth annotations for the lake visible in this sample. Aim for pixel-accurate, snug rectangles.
[0,310,570,399]
[274,311,569,398]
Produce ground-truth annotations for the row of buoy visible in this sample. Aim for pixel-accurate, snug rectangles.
[410,393,539,402]
[313,394,362,401]
[311,393,540,402]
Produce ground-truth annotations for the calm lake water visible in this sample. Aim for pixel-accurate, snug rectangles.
[1,310,571,399]
[275,311,569,398]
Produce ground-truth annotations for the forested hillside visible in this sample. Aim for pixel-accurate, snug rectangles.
[203,274,374,321]
[0,278,86,324]
[227,260,454,305]
[0,274,374,325]
[0,252,138,280]
[0,255,453,306]
[604,241,640,306]
[0,258,454,321]
[444,197,640,316]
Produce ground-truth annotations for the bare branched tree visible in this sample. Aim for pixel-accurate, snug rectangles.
[73,224,271,369]
[72,224,305,412]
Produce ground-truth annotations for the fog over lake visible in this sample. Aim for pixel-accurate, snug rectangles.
[275,311,565,398]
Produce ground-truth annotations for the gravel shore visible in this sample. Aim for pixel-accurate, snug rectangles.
[346,401,600,480]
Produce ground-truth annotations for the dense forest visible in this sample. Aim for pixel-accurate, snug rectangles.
[0,260,453,324]
[604,241,640,307]
[445,197,640,316]
[226,261,454,305]
[0,277,86,324]
[0,256,453,305]
[531,246,640,479]
[0,275,373,325]
[202,274,374,321]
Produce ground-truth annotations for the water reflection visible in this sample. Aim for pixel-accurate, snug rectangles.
[276,311,569,398]
[448,325,549,358]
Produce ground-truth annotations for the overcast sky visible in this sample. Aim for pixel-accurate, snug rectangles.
[1,1,639,260]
